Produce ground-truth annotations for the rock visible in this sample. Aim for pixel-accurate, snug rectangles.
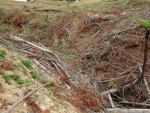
[46,98,50,102]
[23,102,27,107]
[40,104,46,111]
[49,103,54,107]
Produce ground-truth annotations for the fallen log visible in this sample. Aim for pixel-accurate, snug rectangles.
[105,108,150,113]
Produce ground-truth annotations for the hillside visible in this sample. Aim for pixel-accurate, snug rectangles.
[0,44,78,113]
[0,0,150,113]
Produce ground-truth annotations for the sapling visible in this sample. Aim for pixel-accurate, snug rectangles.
[131,18,150,83]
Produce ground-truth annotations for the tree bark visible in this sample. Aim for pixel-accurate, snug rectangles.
[139,29,150,82]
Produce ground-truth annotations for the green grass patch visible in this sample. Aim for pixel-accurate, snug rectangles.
[17,78,25,85]
[35,94,40,98]
[10,73,24,85]
[56,92,67,98]
[2,75,11,85]
[10,73,20,81]
[3,42,10,46]
[21,60,33,69]
[3,73,24,85]
[25,79,30,87]
[0,50,6,59]
[30,71,40,80]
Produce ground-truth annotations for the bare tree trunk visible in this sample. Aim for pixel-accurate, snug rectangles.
[139,29,150,82]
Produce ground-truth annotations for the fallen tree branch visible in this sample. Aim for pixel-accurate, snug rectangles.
[9,35,61,61]
[120,101,150,107]
[105,108,150,113]
[101,78,138,95]
[33,59,47,70]
[5,83,49,113]
[108,94,115,108]
[102,26,138,38]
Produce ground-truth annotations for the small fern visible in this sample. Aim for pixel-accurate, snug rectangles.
[2,75,11,85]
[0,50,6,59]
[10,74,20,81]
[21,60,33,69]
[30,71,40,80]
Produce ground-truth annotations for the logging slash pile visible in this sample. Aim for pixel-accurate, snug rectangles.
[0,0,150,113]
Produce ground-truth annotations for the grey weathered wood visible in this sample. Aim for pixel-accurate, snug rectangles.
[105,108,150,113]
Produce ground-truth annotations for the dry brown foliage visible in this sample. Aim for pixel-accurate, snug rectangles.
[0,98,8,110]
[2,9,27,26]
[24,90,50,113]
[0,60,13,71]
[0,82,4,93]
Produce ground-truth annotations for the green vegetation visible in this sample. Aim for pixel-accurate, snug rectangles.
[14,64,18,68]
[2,75,11,85]
[21,60,33,69]
[108,80,115,87]
[80,34,85,37]
[17,78,25,85]
[107,55,110,60]
[117,84,122,89]
[0,70,5,75]
[49,87,55,92]
[51,97,56,102]
[3,73,24,85]
[68,54,77,58]
[131,18,150,82]
[56,92,67,98]
[3,42,10,46]
[43,79,56,88]
[130,18,150,29]
[18,63,25,69]
[9,56,13,59]
[30,71,40,80]
[35,94,40,98]
[0,50,6,59]
[25,79,30,87]
[10,73,20,81]
[10,74,24,85]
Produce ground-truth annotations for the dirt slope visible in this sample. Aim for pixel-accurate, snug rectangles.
[0,44,77,113]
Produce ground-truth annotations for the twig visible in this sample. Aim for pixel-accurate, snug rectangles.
[125,67,137,83]
[139,66,150,98]
[101,78,138,95]
[33,59,47,70]
[51,61,63,77]
[102,26,138,38]
[116,65,139,77]
[92,28,102,38]
[108,94,115,108]
[30,96,48,109]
